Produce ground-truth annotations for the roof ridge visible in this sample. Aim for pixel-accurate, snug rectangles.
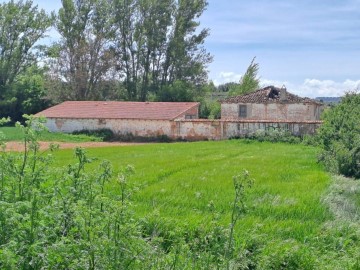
[35,101,200,120]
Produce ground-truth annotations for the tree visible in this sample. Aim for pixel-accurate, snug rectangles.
[156,80,195,102]
[318,92,360,178]
[161,0,212,89]
[112,0,174,101]
[228,57,260,97]
[48,0,117,101]
[217,82,240,92]
[1,66,51,122]
[112,0,212,101]
[0,0,53,120]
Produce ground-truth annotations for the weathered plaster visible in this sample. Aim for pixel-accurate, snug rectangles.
[221,103,323,121]
[45,118,321,141]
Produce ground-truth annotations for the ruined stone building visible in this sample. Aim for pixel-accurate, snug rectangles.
[221,86,323,121]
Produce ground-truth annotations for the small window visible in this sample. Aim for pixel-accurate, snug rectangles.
[239,105,247,118]
[185,114,196,119]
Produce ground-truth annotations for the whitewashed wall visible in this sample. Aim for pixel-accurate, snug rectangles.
[46,118,174,137]
[44,118,321,141]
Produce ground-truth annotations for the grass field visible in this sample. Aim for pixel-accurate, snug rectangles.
[0,126,100,142]
[51,140,360,269]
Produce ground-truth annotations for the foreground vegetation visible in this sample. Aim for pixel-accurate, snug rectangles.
[317,92,360,179]
[1,118,359,269]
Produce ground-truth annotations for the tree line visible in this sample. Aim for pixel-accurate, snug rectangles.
[0,0,217,122]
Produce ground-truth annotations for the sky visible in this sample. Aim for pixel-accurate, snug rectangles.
[2,0,360,97]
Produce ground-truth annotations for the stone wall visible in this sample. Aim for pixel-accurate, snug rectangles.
[221,103,323,121]
[46,118,174,138]
[45,118,321,141]
[174,119,322,140]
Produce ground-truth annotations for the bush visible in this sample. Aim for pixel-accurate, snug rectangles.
[235,127,301,144]
[72,129,178,143]
[72,128,114,141]
[317,92,360,178]
[199,100,221,119]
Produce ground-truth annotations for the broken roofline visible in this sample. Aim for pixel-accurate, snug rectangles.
[220,85,322,105]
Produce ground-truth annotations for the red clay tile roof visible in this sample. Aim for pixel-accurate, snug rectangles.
[35,101,199,120]
[221,86,321,104]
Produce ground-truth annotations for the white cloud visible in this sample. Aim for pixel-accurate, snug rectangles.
[299,79,360,97]
[261,79,360,98]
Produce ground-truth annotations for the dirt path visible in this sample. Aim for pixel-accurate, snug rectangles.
[5,141,146,152]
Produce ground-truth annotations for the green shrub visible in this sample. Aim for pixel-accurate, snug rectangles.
[199,99,221,119]
[72,129,179,143]
[317,92,360,178]
[72,128,114,141]
[234,127,301,144]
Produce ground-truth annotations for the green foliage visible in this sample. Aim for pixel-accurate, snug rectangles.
[2,0,212,106]
[72,129,115,142]
[0,126,101,142]
[228,57,260,97]
[156,80,196,102]
[48,0,116,101]
[0,0,53,90]
[225,171,254,269]
[0,66,51,123]
[199,99,221,119]
[217,82,240,92]
[1,119,359,269]
[15,67,50,115]
[0,118,150,269]
[239,127,302,144]
[0,0,53,122]
[112,0,212,101]
[317,92,360,178]
[72,129,176,142]
[0,118,259,269]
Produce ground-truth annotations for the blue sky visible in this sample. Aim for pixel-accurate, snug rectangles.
[2,0,360,97]
[201,0,360,97]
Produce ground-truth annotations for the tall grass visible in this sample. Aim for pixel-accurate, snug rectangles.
[2,119,359,269]
[50,140,359,268]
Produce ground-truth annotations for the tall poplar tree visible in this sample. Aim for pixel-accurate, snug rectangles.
[112,0,212,101]
[49,0,116,101]
[228,57,260,97]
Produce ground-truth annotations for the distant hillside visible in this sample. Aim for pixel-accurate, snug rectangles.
[315,97,342,104]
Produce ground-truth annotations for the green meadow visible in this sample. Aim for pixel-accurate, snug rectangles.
[0,127,100,142]
[51,140,359,269]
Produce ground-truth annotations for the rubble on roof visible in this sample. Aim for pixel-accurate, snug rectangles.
[221,86,321,104]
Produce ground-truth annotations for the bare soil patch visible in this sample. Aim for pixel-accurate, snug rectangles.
[5,141,147,152]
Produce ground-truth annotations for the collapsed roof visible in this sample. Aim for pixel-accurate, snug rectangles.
[221,86,321,104]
